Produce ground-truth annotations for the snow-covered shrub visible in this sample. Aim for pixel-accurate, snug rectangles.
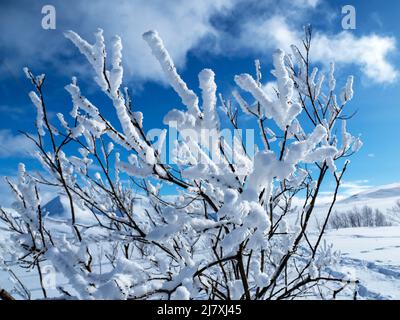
[0,26,362,300]
[329,206,391,229]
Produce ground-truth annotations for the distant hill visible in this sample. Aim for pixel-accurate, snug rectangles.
[42,195,96,223]
[337,183,400,206]
[42,196,65,217]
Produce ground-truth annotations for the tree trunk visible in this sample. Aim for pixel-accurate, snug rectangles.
[0,288,15,301]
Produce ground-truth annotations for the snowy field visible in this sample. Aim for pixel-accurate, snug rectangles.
[324,226,400,299]
[1,184,400,300]
[2,225,400,300]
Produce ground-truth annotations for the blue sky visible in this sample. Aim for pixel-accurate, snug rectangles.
[1,0,400,204]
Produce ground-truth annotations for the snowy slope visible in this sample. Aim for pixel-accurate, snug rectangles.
[42,196,68,217]
[41,195,97,224]
[339,183,400,203]
[305,183,400,229]
[336,183,400,210]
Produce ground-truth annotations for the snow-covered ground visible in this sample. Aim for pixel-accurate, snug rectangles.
[3,225,400,300]
[1,183,400,300]
[324,226,400,299]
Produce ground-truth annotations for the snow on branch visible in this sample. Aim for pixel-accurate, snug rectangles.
[234,49,302,131]
[143,30,201,118]
[28,91,45,136]
[65,29,110,92]
[199,68,219,130]
[1,26,364,301]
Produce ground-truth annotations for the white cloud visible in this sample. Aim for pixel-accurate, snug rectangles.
[0,130,36,158]
[0,0,397,85]
[0,105,29,121]
[0,0,236,83]
[292,0,320,8]
[340,180,373,196]
[312,32,398,83]
[239,16,298,53]
[73,0,236,82]
[231,15,398,84]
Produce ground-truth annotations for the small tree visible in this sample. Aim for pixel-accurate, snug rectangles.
[0,26,362,300]
[387,200,400,225]
[329,206,391,229]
